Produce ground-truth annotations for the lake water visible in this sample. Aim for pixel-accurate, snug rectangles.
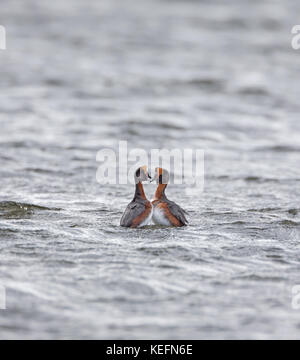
[0,0,300,339]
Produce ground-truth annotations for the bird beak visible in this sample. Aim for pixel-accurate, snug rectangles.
[150,173,157,183]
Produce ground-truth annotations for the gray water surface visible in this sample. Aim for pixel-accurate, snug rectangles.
[0,0,300,339]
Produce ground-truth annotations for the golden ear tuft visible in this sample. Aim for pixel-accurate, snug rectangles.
[141,165,147,174]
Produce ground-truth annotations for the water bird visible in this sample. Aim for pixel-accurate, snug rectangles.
[151,167,188,227]
[120,166,153,228]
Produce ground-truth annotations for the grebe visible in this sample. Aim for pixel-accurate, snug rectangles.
[151,168,188,227]
[120,166,153,228]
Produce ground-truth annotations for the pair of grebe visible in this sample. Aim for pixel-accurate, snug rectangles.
[120,166,188,228]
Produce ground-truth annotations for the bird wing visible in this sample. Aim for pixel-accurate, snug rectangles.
[120,201,146,227]
[167,200,188,225]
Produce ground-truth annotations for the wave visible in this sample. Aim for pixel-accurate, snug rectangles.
[0,201,61,218]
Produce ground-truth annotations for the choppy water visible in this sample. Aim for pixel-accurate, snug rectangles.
[1,0,300,339]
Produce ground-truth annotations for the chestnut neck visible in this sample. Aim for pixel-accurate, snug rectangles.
[154,183,167,200]
[134,181,146,200]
